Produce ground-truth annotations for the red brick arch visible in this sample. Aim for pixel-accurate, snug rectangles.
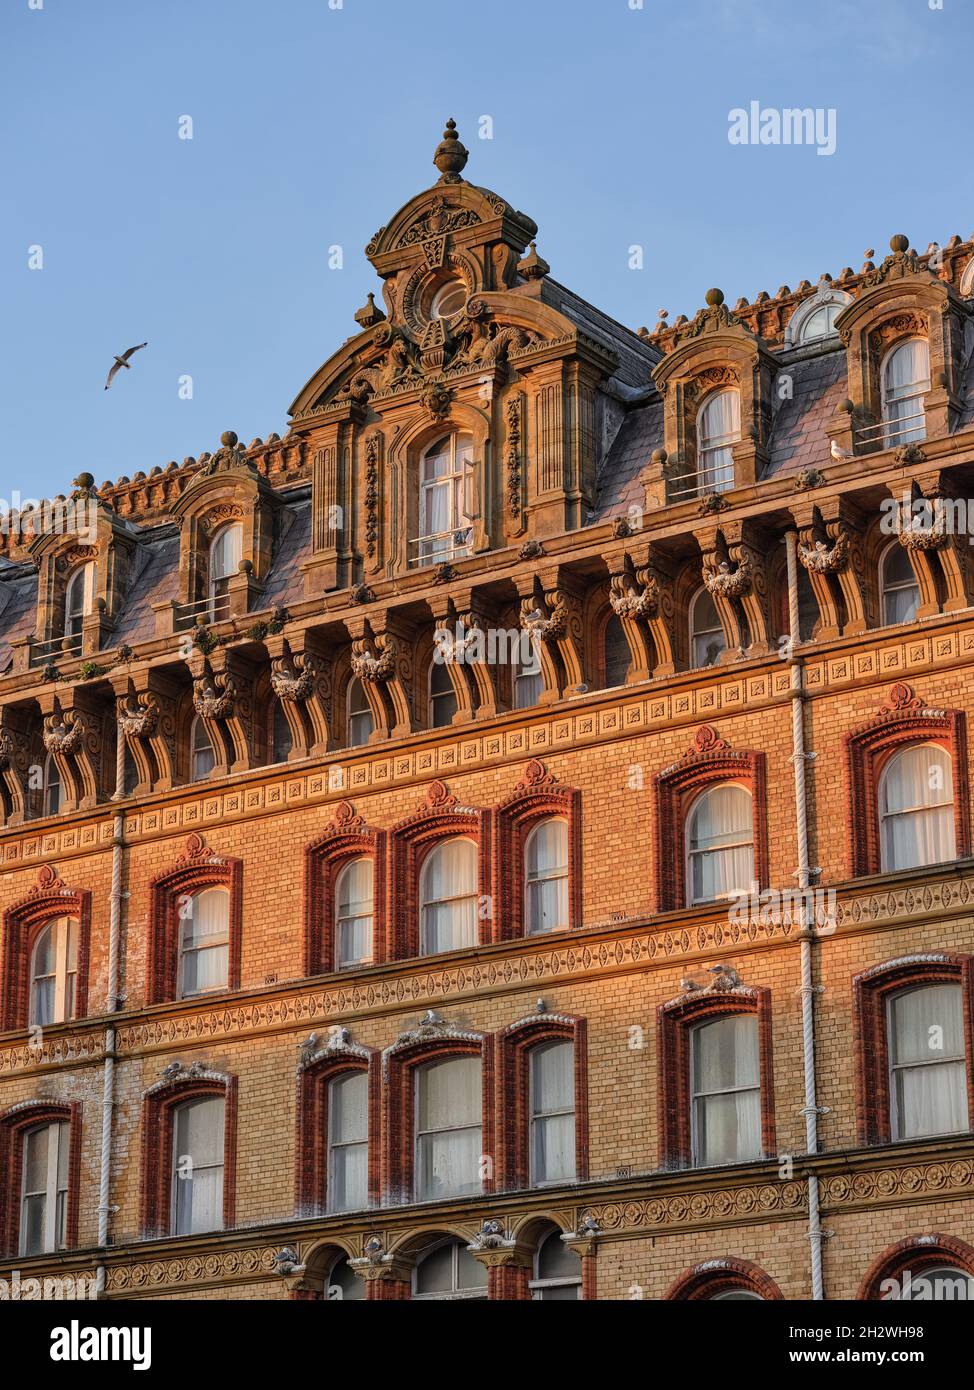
[0,865,92,1031]
[666,1256,783,1300]
[858,1234,974,1300]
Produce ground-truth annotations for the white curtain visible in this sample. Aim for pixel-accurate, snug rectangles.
[347,678,375,748]
[526,819,569,934]
[173,1097,224,1235]
[889,985,969,1138]
[697,390,739,491]
[209,523,242,583]
[881,745,954,871]
[687,785,754,904]
[336,857,373,967]
[179,888,229,995]
[329,1072,368,1212]
[416,1057,481,1200]
[692,1016,761,1165]
[420,839,477,954]
[531,1042,575,1183]
[884,339,930,442]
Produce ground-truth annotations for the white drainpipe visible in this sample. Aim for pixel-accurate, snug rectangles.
[95,728,125,1297]
[784,531,826,1300]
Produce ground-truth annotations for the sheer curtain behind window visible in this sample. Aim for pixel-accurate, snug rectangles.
[690,588,726,669]
[172,1096,225,1235]
[420,838,477,954]
[525,819,569,934]
[881,543,921,626]
[691,1015,761,1165]
[415,1056,482,1200]
[883,339,930,445]
[697,390,740,493]
[328,1072,368,1212]
[880,744,954,871]
[178,888,230,996]
[530,1041,575,1184]
[888,984,969,1139]
[335,857,373,968]
[686,785,754,905]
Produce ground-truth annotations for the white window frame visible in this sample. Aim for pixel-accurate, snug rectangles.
[887,983,968,1141]
[176,887,230,998]
[170,1096,225,1237]
[419,837,478,956]
[42,751,62,817]
[514,638,543,709]
[695,389,740,494]
[334,857,373,970]
[524,818,569,935]
[428,659,458,729]
[528,1230,583,1300]
[413,1056,482,1203]
[64,562,97,641]
[346,678,374,748]
[208,522,243,619]
[29,915,78,1027]
[414,433,474,567]
[20,1120,69,1257]
[190,715,215,783]
[529,1040,576,1186]
[878,743,954,873]
[881,337,930,446]
[684,783,755,907]
[327,1071,369,1214]
[689,1014,762,1167]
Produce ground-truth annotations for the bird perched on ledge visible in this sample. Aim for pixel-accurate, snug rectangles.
[105,341,147,390]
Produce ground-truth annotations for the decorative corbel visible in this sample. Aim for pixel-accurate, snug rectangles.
[111,669,179,791]
[40,697,103,811]
[517,569,586,700]
[912,470,974,613]
[608,545,678,678]
[700,522,774,657]
[269,640,331,759]
[0,709,32,826]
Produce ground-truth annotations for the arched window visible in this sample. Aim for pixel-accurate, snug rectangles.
[685,784,754,905]
[711,1288,764,1301]
[419,837,477,955]
[882,338,930,445]
[190,716,215,782]
[270,700,292,764]
[798,302,843,343]
[880,542,920,626]
[334,857,373,969]
[414,1056,482,1201]
[514,638,543,709]
[603,613,631,688]
[208,522,242,619]
[689,587,726,669]
[29,916,78,1027]
[879,743,954,871]
[690,1014,762,1165]
[171,1095,225,1236]
[524,818,569,935]
[696,390,740,494]
[326,1254,365,1301]
[887,983,968,1139]
[530,1040,575,1185]
[327,1072,368,1213]
[429,659,458,728]
[413,1238,488,1301]
[346,678,374,748]
[42,752,62,817]
[177,887,230,997]
[430,279,467,320]
[416,433,474,567]
[64,562,96,641]
[20,1120,70,1256]
[529,1229,582,1300]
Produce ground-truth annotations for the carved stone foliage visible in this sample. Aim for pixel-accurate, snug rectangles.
[703,553,752,600]
[193,672,236,721]
[364,434,381,561]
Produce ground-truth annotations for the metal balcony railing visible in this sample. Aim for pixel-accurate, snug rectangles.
[174,593,231,631]
[29,633,82,668]
[666,462,735,503]
[855,410,927,450]
[408,526,473,568]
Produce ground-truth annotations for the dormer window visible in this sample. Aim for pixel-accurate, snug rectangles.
[799,303,842,343]
[64,562,96,642]
[696,390,740,494]
[882,339,930,446]
[208,523,242,620]
[430,278,467,320]
[414,434,474,568]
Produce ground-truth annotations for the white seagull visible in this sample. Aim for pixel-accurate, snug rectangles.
[105,342,148,390]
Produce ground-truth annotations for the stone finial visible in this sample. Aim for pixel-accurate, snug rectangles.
[433,118,469,182]
[890,233,910,254]
[354,292,386,330]
[220,430,238,447]
[517,241,550,281]
[705,287,724,307]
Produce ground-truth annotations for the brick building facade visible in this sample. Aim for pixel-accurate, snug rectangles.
[2,122,974,1301]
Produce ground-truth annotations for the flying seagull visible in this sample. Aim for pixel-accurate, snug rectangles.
[104,342,147,391]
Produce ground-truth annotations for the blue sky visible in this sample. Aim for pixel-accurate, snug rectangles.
[1,0,971,501]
